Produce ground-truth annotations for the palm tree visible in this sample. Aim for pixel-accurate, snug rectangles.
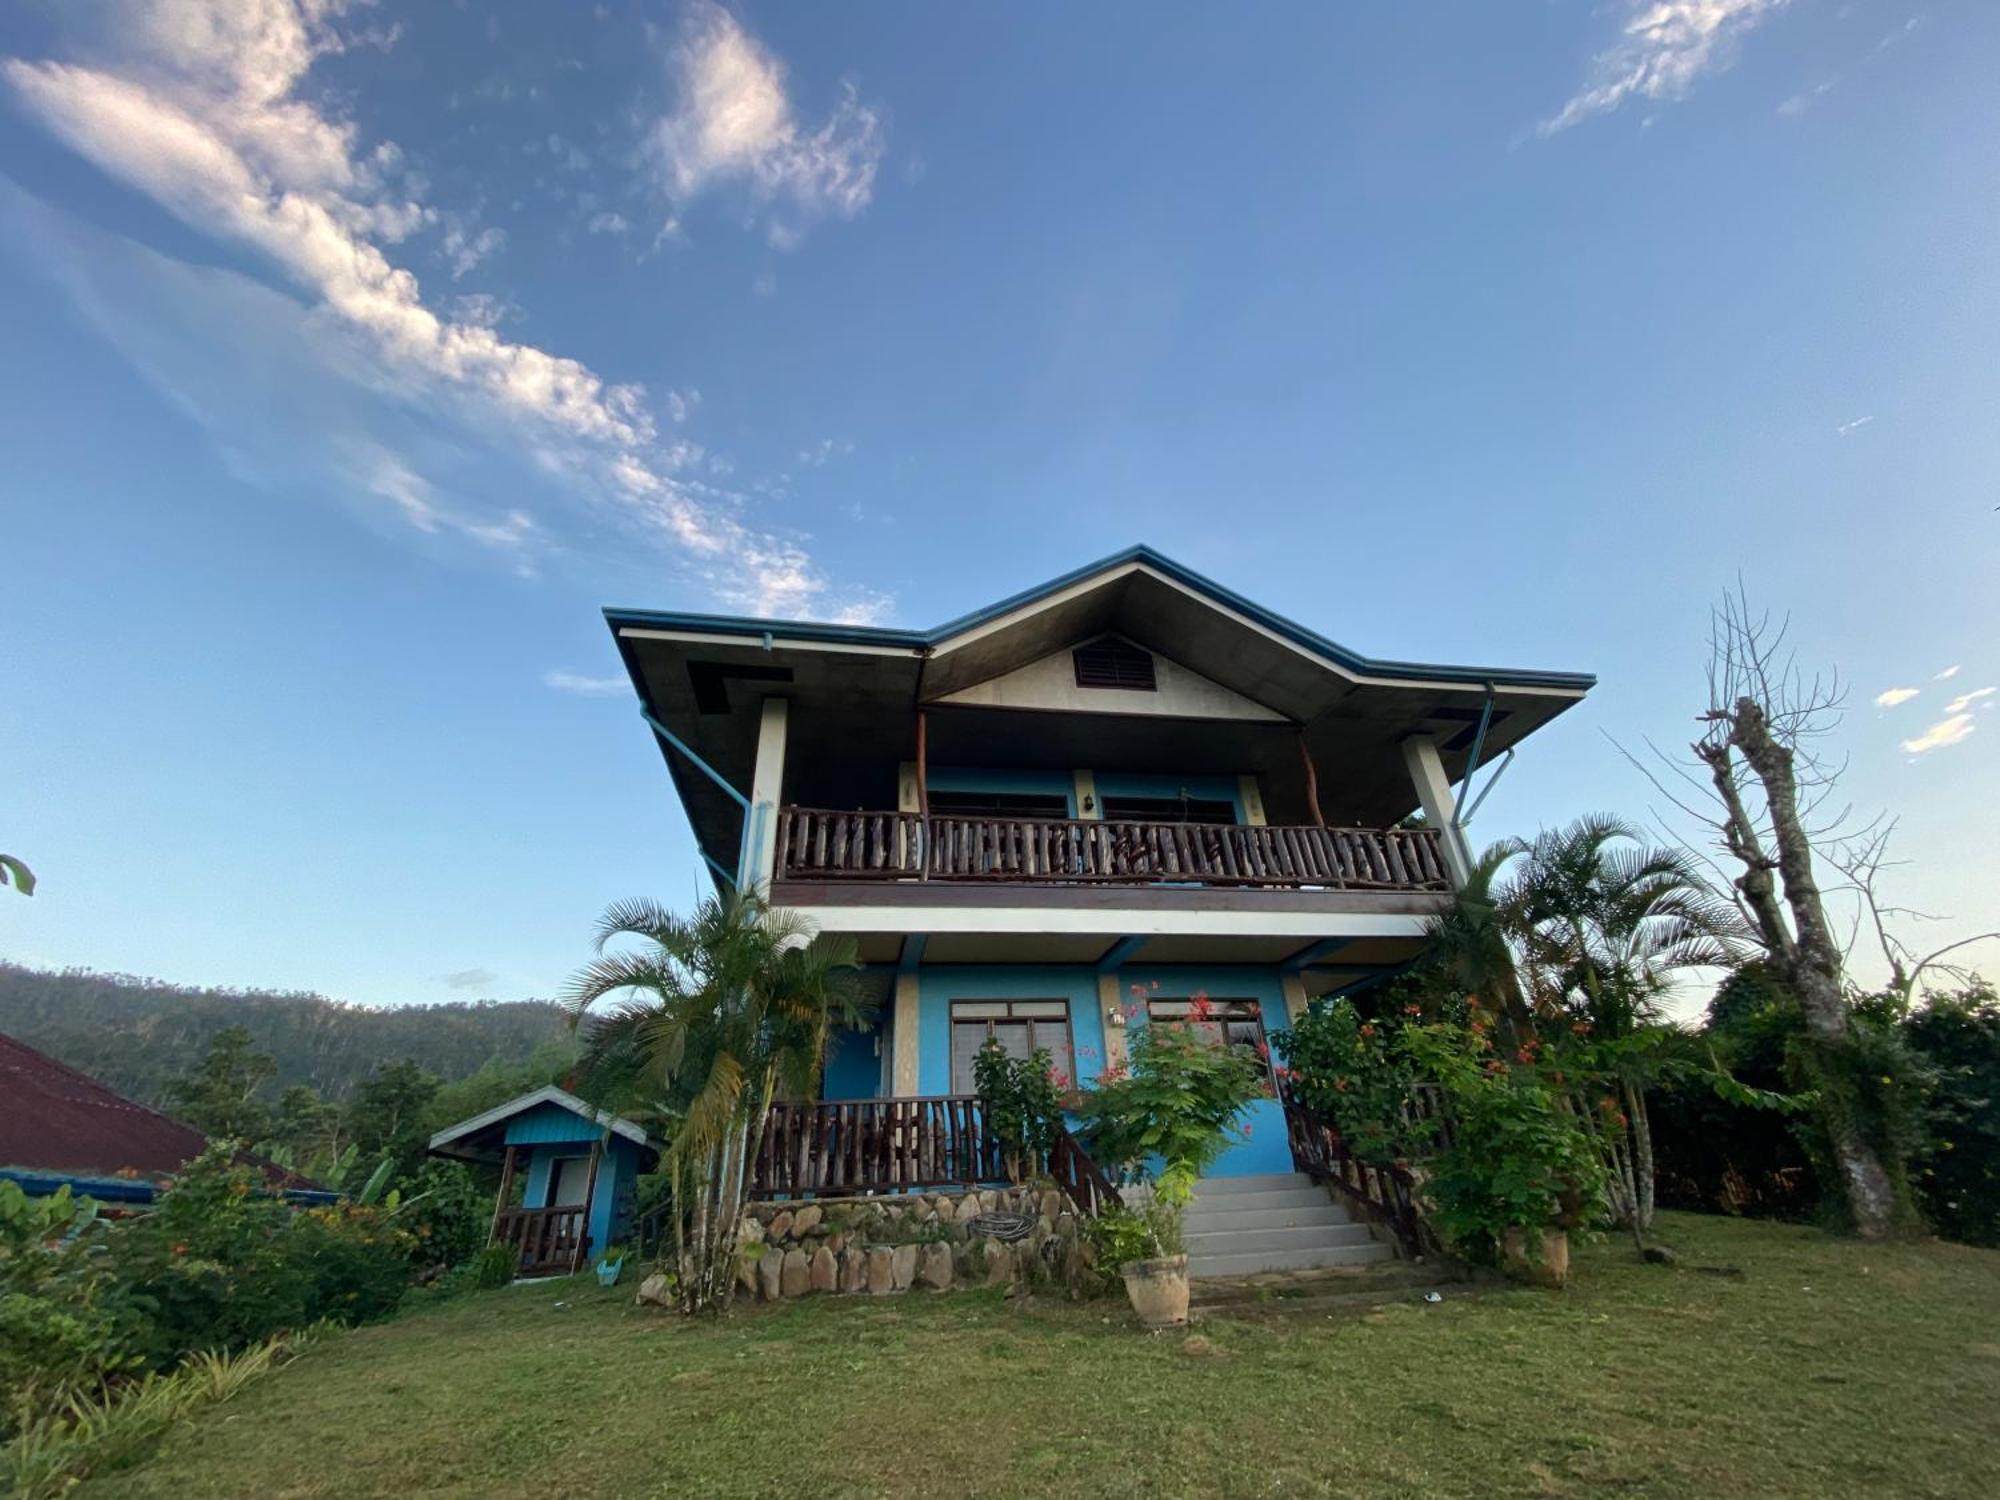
[1,852,33,896]
[1422,842,1538,1040]
[563,895,865,1313]
[1496,815,1751,1235]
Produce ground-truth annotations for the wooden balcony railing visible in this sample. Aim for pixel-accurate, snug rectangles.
[774,807,1453,892]
[750,1095,1120,1216]
[492,1204,590,1277]
[1278,1085,1442,1260]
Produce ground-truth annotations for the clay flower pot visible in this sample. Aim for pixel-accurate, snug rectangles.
[1501,1226,1571,1288]
[1121,1254,1190,1327]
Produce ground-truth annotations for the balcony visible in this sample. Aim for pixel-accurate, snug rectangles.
[774,807,1452,894]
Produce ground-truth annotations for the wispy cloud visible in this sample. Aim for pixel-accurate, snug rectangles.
[544,670,629,697]
[2,0,874,618]
[645,1,885,245]
[1778,75,1838,117]
[436,967,498,991]
[1901,714,1976,755]
[586,210,631,236]
[1935,664,1962,681]
[1945,687,1995,715]
[797,437,853,467]
[1535,0,1792,139]
[1836,414,1874,436]
[1874,687,1919,708]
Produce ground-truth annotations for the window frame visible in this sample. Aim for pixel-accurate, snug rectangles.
[949,999,1077,1094]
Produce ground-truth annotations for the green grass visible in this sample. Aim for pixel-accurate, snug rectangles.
[80,1213,2000,1500]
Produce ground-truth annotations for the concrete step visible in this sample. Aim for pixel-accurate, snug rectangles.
[1184,1223,1380,1257]
[1183,1188,1343,1216]
[1186,1241,1396,1277]
[1190,1172,1315,1196]
[1183,1203,1355,1235]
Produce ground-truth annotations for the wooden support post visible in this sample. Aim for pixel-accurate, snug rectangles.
[573,1141,603,1274]
[914,708,930,880]
[488,1145,518,1247]
[1298,729,1326,829]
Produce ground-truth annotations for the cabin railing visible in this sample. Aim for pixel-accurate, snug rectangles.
[774,807,1452,892]
[1278,1084,1433,1260]
[491,1204,590,1276]
[750,1095,1120,1215]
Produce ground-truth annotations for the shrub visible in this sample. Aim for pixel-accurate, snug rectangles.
[973,1040,1061,1182]
[1401,1021,1604,1263]
[392,1160,488,1272]
[1904,986,2000,1247]
[1272,999,1430,1164]
[108,1144,413,1368]
[0,1185,142,1439]
[1075,995,1264,1181]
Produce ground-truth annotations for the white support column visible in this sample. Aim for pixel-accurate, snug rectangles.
[1401,734,1473,889]
[1096,972,1128,1072]
[1280,972,1310,1024]
[892,972,921,1095]
[1237,774,1267,827]
[740,697,789,896]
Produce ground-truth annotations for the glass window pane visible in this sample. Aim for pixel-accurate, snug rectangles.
[1034,1020,1073,1082]
[1011,1000,1067,1019]
[950,1022,989,1093]
[953,1002,1009,1019]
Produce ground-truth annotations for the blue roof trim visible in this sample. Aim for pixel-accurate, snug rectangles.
[604,544,1595,692]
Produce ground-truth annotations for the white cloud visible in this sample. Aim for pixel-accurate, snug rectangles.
[797,437,853,467]
[437,967,498,991]
[1778,75,1838,117]
[645,2,885,238]
[1945,687,1995,715]
[1874,687,1919,708]
[544,670,630,697]
[1901,714,1976,755]
[3,0,874,619]
[1935,664,1962,681]
[586,210,631,235]
[1536,0,1792,138]
[1836,414,1874,436]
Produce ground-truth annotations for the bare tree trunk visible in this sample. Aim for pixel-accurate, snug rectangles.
[1624,1081,1656,1235]
[1712,699,1904,1238]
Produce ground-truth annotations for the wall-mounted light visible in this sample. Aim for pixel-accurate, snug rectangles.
[1082,795,1095,813]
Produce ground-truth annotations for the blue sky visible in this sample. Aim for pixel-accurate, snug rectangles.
[1,1,1993,1013]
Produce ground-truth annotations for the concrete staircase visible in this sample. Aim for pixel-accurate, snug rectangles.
[1137,1172,1397,1278]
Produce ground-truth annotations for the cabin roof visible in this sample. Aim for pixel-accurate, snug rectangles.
[604,545,1596,874]
[0,1030,321,1190]
[427,1085,660,1163]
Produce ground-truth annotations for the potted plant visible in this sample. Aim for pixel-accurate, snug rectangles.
[1076,992,1264,1327]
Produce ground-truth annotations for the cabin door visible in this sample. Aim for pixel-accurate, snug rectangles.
[550,1155,594,1207]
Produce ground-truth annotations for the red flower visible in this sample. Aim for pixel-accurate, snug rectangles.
[1484,1061,1505,1075]
[1515,1048,1537,1065]
[1358,1023,1377,1039]
[1403,1004,1423,1017]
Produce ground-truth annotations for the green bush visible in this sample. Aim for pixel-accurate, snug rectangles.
[393,1160,488,1272]
[1401,1021,1604,1264]
[0,1185,142,1439]
[1075,995,1263,1181]
[1905,986,2000,1246]
[1272,999,1430,1164]
[972,1039,1061,1181]
[109,1145,413,1368]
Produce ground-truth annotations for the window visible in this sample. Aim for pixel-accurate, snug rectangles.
[1099,793,1238,826]
[1149,998,1272,1085]
[1072,638,1157,691]
[950,1000,1075,1093]
[927,789,1072,819]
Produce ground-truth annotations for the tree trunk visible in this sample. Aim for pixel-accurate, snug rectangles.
[1717,699,1905,1238]
[1624,1081,1656,1235]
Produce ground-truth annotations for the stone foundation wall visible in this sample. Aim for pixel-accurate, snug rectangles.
[735,1185,1090,1301]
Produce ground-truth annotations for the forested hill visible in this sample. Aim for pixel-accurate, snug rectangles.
[0,962,571,1107]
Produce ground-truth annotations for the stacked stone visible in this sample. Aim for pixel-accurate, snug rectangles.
[729,1185,1084,1302]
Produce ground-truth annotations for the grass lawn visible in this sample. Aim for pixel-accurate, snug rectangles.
[81,1212,2000,1500]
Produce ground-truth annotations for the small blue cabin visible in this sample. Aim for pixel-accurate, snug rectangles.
[428,1086,661,1278]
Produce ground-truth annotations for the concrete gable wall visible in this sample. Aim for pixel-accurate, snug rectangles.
[932,640,1286,723]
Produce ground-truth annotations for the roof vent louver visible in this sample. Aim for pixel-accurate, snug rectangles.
[1072,638,1157,691]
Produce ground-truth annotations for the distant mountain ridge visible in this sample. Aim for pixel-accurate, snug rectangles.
[0,961,571,1107]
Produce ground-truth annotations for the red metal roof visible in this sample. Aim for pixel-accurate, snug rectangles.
[0,1030,317,1188]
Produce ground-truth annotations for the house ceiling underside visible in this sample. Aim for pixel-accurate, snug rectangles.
[838,931,1426,977]
[617,565,1585,868]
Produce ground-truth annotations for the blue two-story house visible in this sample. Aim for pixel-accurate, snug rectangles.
[603,546,1591,1269]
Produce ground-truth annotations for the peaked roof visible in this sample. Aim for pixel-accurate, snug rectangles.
[427,1084,660,1160]
[0,1031,318,1190]
[605,545,1595,872]
[605,543,1596,693]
